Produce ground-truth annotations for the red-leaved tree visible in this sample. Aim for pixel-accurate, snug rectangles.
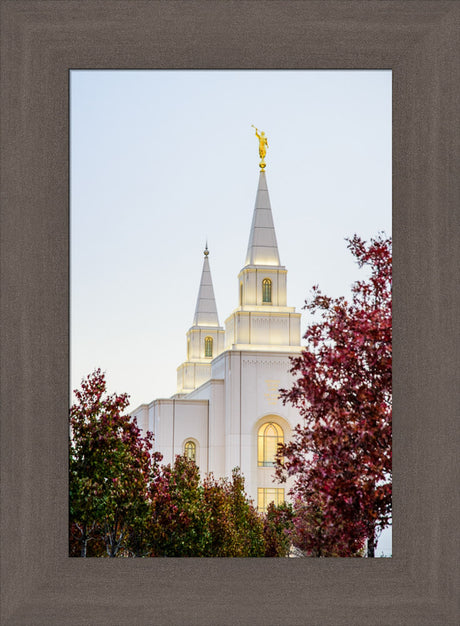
[276,234,392,557]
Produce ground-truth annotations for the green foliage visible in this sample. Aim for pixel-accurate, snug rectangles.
[263,501,294,557]
[148,455,212,557]
[227,469,265,557]
[148,460,265,557]
[202,473,237,556]
[70,370,294,558]
[69,369,155,557]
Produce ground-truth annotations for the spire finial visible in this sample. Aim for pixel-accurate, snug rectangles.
[251,125,268,170]
[204,242,209,257]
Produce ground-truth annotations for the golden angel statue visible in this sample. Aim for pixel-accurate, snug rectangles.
[251,125,268,169]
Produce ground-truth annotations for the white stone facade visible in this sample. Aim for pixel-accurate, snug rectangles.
[132,171,303,509]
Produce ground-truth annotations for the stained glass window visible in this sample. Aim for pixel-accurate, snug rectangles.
[262,278,272,303]
[258,422,283,467]
[184,440,196,462]
[257,488,285,512]
[204,336,213,358]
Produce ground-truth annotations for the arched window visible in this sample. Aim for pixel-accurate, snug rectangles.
[184,440,196,462]
[204,336,213,358]
[240,283,243,306]
[258,422,283,467]
[262,278,272,303]
[187,337,190,360]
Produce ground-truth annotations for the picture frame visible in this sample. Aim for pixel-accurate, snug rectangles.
[1,1,458,624]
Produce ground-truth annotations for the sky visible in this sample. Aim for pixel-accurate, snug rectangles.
[70,69,392,555]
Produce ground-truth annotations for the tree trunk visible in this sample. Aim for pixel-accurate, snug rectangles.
[80,524,88,558]
[367,524,375,558]
[106,529,123,557]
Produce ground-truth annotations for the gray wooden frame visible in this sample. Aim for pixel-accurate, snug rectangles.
[1,1,459,624]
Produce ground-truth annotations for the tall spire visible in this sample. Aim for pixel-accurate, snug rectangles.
[193,245,220,327]
[244,171,281,267]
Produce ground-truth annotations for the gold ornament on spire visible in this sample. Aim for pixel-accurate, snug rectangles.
[204,242,209,257]
[251,125,268,170]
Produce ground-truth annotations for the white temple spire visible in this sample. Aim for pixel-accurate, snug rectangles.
[244,171,281,267]
[193,245,220,327]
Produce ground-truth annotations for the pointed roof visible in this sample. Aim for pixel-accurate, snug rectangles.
[192,245,220,327]
[244,171,281,267]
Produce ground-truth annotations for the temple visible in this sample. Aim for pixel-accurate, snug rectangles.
[132,168,303,511]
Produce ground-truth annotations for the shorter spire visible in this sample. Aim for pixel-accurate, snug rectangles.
[193,245,220,327]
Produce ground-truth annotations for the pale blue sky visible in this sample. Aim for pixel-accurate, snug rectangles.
[71,70,392,555]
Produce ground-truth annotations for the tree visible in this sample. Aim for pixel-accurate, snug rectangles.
[262,501,294,557]
[72,373,321,559]
[148,459,265,557]
[202,472,238,556]
[148,455,212,557]
[289,494,365,557]
[276,234,392,557]
[69,369,157,557]
[225,468,265,557]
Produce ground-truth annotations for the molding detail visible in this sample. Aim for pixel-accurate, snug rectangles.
[269,317,288,326]
[252,317,270,326]
[242,358,290,368]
